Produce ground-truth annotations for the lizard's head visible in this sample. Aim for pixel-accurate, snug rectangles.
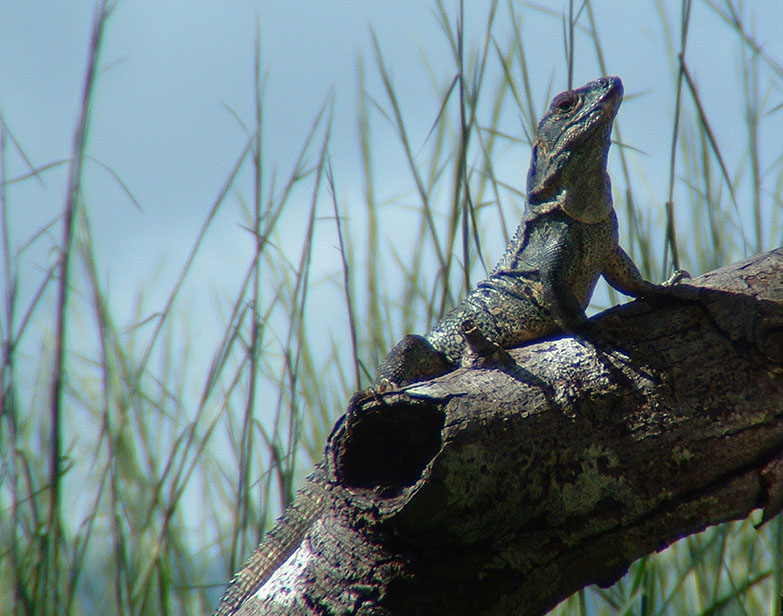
[526,76,623,222]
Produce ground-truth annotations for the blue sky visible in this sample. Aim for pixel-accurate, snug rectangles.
[3,2,780,318]
[3,3,780,317]
[2,1,783,606]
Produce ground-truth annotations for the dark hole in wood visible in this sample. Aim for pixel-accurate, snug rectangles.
[337,401,444,491]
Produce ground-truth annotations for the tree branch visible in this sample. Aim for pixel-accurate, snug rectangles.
[233,248,783,616]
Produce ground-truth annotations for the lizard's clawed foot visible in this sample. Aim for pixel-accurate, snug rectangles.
[664,269,691,286]
[654,270,702,301]
[642,269,694,299]
[348,385,387,410]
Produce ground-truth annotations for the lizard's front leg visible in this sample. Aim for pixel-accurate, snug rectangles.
[603,244,689,298]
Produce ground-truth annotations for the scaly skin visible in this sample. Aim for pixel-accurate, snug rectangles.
[213,466,328,616]
[374,76,679,389]
[213,76,682,615]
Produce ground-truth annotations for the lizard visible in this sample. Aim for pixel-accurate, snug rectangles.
[213,464,328,616]
[374,75,685,390]
[213,76,684,615]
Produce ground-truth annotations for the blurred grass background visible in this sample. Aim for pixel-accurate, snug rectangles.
[1,0,782,614]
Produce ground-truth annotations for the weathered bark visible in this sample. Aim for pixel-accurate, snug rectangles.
[240,249,783,616]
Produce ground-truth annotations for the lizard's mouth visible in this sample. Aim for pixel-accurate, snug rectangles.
[599,94,621,118]
[557,76,623,151]
[600,95,620,116]
[597,76,623,117]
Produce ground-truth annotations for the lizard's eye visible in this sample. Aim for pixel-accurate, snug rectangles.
[554,94,578,113]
